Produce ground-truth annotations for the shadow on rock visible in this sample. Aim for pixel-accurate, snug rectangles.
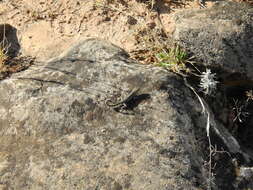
[0,23,20,57]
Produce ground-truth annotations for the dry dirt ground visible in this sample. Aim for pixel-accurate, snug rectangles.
[0,0,252,63]
[0,0,217,62]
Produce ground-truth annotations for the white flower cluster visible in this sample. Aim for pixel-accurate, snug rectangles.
[199,69,219,95]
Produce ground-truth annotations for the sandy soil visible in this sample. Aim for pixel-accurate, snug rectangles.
[0,0,211,62]
[1,0,251,62]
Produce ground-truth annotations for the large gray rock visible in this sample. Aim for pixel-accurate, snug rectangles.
[171,1,253,79]
[0,39,210,189]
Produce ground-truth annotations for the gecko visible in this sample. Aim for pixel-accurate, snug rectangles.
[105,87,140,109]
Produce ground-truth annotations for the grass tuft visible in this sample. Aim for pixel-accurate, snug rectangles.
[155,46,191,73]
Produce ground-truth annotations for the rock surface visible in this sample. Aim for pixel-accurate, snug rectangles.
[171,1,253,79]
[0,39,210,189]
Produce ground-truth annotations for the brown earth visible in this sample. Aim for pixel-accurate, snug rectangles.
[0,0,215,62]
[0,0,252,73]
[0,0,252,63]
